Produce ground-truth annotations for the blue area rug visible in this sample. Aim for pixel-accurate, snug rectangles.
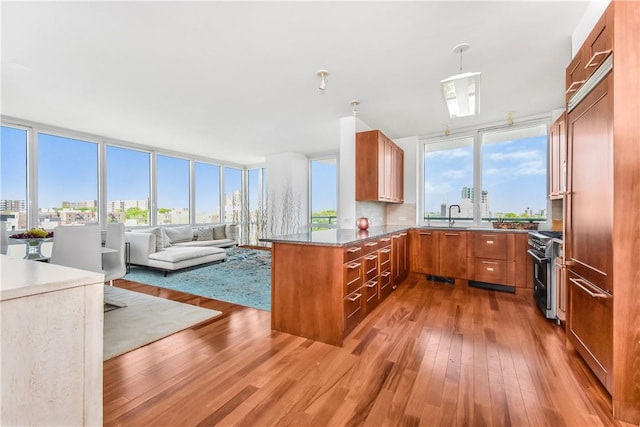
[124,247,271,311]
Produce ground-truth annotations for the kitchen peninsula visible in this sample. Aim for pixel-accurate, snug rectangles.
[265,225,531,346]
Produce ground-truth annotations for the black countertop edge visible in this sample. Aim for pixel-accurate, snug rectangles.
[260,225,552,247]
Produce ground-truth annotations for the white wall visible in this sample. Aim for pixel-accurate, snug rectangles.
[572,0,611,57]
[338,116,371,229]
[264,152,309,236]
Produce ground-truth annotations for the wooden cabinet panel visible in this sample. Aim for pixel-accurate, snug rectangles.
[343,290,363,337]
[409,229,439,274]
[567,72,613,294]
[343,244,363,263]
[439,231,467,279]
[363,279,379,314]
[473,258,507,284]
[379,246,392,272]
[583,7,613,81]
[363,253,379,282]
[379,270,392,300]
[391,232,408,284]
[356,130,404,203]
[343,261,363,296]
[566,51,587,102]
[567,270,613,392]
[549,113,567,199]
[474,233,507,260]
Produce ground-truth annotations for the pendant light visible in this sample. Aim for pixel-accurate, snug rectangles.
[441,43,481,118]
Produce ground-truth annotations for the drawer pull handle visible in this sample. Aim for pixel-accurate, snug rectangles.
[486,240,494,244]
[380,238,391,242]
[365,255,378,261]
[381,271,391,277]
[481,234,497,237]
[365,242,378,247]
[400,233,407,236]
[366,281,378,288]
[565,80,586,94]
[346,293,361,302]
[482,261,499,265]
[486,267,494,272]
[347,247,361,253]
[381,248,391,253]
[444,233,459,236]
[584,49,612,69]
[392,235,400,239]
[347,263,361,270]
[569,277,610,299]
[419,232,432,235]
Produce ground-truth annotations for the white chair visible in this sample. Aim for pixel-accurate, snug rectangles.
[103,222,126,286]
[49,225,102,273]
[0,221,8,255]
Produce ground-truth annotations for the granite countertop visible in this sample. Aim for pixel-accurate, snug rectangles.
[261,224,547,247]
[260,225,411,246]
[0,255,104,301]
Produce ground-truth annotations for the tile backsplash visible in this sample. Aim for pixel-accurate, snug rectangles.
[355,202,386,228]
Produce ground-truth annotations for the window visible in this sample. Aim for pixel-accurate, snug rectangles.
[38,133,98,228]
[422,122,548,225]
[310,157,337,229]
[247,167,266,244]
[0,126,28,230]
[194,162,221,223]
[480,124,548,221]
[156,154,190,225]
[424,137,474,223]
[223,167,242,224]
[106,146,150,225]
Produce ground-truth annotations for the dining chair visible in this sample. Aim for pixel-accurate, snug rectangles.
[49,225,102,273]
[0,221,8,255]
[103,222,126,286]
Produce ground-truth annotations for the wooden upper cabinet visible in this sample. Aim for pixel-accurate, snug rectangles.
[356,130,404,203]
[549,112,567,199]
[565,5,613,103]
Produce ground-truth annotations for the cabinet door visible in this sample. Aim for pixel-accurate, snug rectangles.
[566,51,587,102]
[392,232,408,283]
[439,231,467,279]
[549,114,566,199]
[567,270,613,392]
[567,72,613,294]
[474,233,507,260]
[391,145,404,202]
[410,230,439,274]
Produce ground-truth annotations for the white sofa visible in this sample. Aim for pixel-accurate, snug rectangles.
[125,224,238,274]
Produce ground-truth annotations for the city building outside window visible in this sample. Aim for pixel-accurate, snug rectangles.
[156,154,190,225]
[194,162,221,224]
[0,126,28,230]
[106,145,151,225]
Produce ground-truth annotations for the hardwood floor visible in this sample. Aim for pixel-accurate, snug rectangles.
[104,276,631,427]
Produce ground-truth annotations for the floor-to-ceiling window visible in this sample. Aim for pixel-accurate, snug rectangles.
[223,166,242,224]
[0,126,28,230]
[106,145,151,225]
[422,121,548,226]
[247,167,266,244]
[156,154,190,225]
[194,162,221,224]
[310,157,337,230]
[37,133,98,228]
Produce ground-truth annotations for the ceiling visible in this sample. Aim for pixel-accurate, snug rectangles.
[1,1,590,166]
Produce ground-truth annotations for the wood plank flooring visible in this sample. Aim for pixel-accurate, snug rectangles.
[104,276,632,427]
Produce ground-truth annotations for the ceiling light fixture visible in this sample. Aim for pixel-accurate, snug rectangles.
[317,69,329,94]
[441,43,481,118]
[350,100,360,116]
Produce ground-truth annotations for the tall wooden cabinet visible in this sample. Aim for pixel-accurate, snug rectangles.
[356,130,404,203]
[565,2,640,423]
[549,113,567,200]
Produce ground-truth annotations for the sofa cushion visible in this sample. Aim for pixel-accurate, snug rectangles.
[196,226,214,241]
[172,239,234,248]
[149,246,225,263]
[213,224,226,240]
[135,227,171,251]
[164,225,193,243]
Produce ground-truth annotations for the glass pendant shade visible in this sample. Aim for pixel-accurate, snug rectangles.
[441,71,481,118]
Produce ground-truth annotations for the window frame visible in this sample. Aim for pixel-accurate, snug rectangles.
[419,118,551,228]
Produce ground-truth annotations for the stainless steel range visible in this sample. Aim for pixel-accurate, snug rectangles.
[528,230,563,322]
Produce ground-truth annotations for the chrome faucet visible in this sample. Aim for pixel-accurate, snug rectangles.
[448,204,461,227]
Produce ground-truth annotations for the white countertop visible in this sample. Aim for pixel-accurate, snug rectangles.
[0,255,104,301]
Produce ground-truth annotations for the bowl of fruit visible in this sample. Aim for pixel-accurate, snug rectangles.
[10,228,54,259]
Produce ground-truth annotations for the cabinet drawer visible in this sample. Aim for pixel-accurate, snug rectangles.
[343,261,363,296]
[379,246,392,270]
[474,233,507,260]
[363,253,379,282]
[344,290,363,336]
[362,239,380,256]
[363,279,379,313]
[379,270,392,300]
[473,258,507,284]
[343,244,363,263]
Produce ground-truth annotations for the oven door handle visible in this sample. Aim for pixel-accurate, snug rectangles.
[527,249,549,264]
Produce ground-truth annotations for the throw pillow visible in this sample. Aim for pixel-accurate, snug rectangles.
[197,226,214,241]
[164,225,194,243]
[135,227,171,252]
[212,224,226,240]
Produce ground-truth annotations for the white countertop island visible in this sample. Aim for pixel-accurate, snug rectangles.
[0,254,104,426]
